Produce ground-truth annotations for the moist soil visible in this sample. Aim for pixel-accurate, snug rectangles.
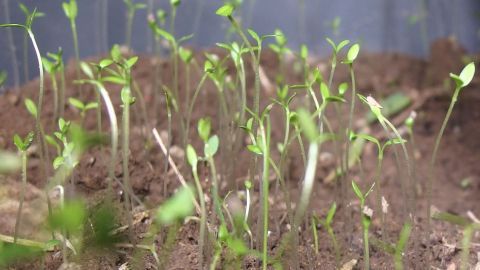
[0,38,479,269]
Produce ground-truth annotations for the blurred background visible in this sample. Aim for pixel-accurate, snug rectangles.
[0,0,479,88]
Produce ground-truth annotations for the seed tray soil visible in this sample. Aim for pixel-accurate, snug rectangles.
[0,38,479,269]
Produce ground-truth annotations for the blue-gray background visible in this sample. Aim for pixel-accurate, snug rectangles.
[1,0,479,87]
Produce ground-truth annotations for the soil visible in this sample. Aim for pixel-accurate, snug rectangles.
[0,38,479,270]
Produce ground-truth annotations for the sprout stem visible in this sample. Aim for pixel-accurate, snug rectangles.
[13,150,27,243]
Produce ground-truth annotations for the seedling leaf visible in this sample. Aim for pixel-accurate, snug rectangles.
[216,4,235,17]
[326,202,337,225]
[24,98,37,118]
[186,145,198,169]
[346,44,360,63]
[247,144,262,155]
[68,97,84,110]
[458,62,475,88]
[351,180,364,201]
[204,135,219,158]
[198,118,211,142]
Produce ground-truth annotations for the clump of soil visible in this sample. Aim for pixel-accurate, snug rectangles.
[0,38,479,269]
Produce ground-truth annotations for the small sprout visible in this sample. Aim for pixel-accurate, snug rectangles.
[186,145,198,169]
[179,47,194,64]
[170,0,181,7]
[344,43,360,64]
[338,82,349,96]
[62,0,77,20]
[405,111,417,130]
[13,132,34,152]
[326,38,350,54]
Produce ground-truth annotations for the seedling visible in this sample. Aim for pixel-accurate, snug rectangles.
[42,49,66,121]
[18,3,44,82]
[124,0,146,50]
[12,132,34,243]
[350,132,406,242]
[268,28,290,83]
[352,180,375,270]
[68,97,98,124]
[46,48,66,119]
[314,202,340,265]
[62,0,80,78]
[1,12,48,181]
[426,62,475,262]
[394,222,412,270]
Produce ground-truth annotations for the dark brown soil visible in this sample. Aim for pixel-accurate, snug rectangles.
[0,38,479,269]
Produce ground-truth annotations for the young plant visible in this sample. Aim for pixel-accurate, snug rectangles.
[62,0,80,79]
[314,202,340,265]
[185,144,206,269]
[42,50,64,121]
[350,132,405,242]
[426,62,475,261]
[123,0,146,50]
[46,48,66,119]
[68,97,98,124]
[352,180,375,270]
[1,10,48,180]
[394,222,412,270]
[268,28,290,84]
[12,132,34,243]
[18,3,45,82]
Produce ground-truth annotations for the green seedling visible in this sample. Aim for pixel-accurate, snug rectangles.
[46,48,66,119]
[325,38,350,87]
[1,12,48,182]
[12,132,34,243]
[185,143,206,269]
[156,185,195,226]
[68,97,98,124]
[62,0,80,78]
[3,0,20,88]
[394,222,412,270]
[358,94,413,218]
[314,202,340,265]
[42,52,63,121]
[350,132,406,242]
[124,0,146,50]
[426,62,475,264]
[352,180,375,270]
[18,3,44,82]
[243,105,272,270]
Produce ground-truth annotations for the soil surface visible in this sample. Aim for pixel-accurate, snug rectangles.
[0,38,479,269]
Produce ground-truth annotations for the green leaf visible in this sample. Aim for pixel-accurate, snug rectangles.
[325,38,336,51]
[296,109,318,142]
[24,132,34,149]
[98,59,113,69]
[351,180,364,201]
[170,0,181,7]
[336,40,350,53]
[346,43,360,63]
[338,82,348,96]
[300,44,308,59]
[326,202,337,225]
[384,138,407,147]
[45,135,59,148]
[80,62,94,79]
[13,134,24,151]
[197,118,211,142]
[204,135,219,158]
[186,145,198,169]
[396,222,412,253]
[102,76,127,85]
[41,57,54,73]
[320,82,330,102]
[68,97,85,110]
[24,98,38,118]
[351,133,379,147]
[458,62,475,88]
[152,27,175,43]
[247,144,263,155]
[226,237,249,256]
[247,29,260,45]
[179,47,193,64]
[216,4,235,17]
[121,88,135,105]
[125,56,139,69]
[53,156,64,170]
[110,45,122,62]
[156,185,195,225]
[85,102,98,110]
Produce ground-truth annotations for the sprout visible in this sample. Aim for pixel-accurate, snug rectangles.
[352,180,375,270]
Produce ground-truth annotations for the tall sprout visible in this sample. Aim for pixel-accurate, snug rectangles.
[426,62,475,264]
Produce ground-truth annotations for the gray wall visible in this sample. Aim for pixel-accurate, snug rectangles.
[1,0,479,87]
